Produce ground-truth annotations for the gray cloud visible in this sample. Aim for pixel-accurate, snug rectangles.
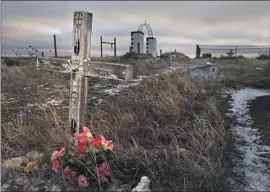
[2,1,269,57]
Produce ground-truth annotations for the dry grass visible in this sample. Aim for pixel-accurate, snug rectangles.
[1,59,70,161]
[88,74,226,191]
[1,109,70,158]
[1,57,227,191]
[218,58,270,88]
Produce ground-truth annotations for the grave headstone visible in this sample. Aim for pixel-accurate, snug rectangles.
[183,60,219,80]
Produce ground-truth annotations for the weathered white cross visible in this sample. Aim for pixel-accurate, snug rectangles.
[36,11,133,134]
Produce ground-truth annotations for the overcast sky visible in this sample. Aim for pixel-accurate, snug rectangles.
[2,1,270,57]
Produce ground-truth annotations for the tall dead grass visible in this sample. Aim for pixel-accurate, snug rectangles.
[1,58,227,191]
[1,60,70,160]
[88,73,226,191]
[218,58,270,88]
[1,109,70,160]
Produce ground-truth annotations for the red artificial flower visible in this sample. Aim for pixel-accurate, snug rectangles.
[92,136,114,151]
[74,134,90,145]
[75,142,88,153]
[74,127,93,145]
[106,140,114,151]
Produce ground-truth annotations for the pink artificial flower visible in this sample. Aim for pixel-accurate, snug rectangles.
[70,171,77,179]
[78,175,89,187]
[51,151,59,161]
[70,152,88,162]
[64,166,72,179]
[52,160,60,173]
[58,147,66,157]
[95,163,110,183]
[97,163,110,177]
[64,166,78,184]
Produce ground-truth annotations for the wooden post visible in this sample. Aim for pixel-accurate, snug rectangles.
[100,36,103,58]
[36,11,134,136]
[54,34,57,58]
[114,37,117,58]
[69,11,93,133]
[196,44,201,58]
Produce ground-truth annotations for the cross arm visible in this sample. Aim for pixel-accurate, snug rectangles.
[83,61,133,81]
[36,57,134,80]
[37,57,71,72]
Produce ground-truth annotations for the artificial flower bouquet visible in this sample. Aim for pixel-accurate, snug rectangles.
[51,127,113,187]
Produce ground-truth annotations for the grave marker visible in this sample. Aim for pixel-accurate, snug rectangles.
[37,11,133,134]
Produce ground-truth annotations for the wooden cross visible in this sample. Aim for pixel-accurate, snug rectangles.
[37,11,133,134]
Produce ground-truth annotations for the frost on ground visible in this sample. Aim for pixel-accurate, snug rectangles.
[102,81,140,96]
[27,99,64,109]
[227,88,270,191]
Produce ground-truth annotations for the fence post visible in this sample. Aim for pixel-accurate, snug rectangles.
[100,36,103,58]
[114,37,116,58]
[54,34,58,58]
[196,44,201,58]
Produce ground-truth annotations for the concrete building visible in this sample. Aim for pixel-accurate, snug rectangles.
[130,31,144,53]
[146,37,157,57]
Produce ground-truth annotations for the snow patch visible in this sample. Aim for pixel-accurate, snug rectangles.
[103,82,140,96]
[37,83,48,88]
[228,88,270,191]
[27,99,64,109]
